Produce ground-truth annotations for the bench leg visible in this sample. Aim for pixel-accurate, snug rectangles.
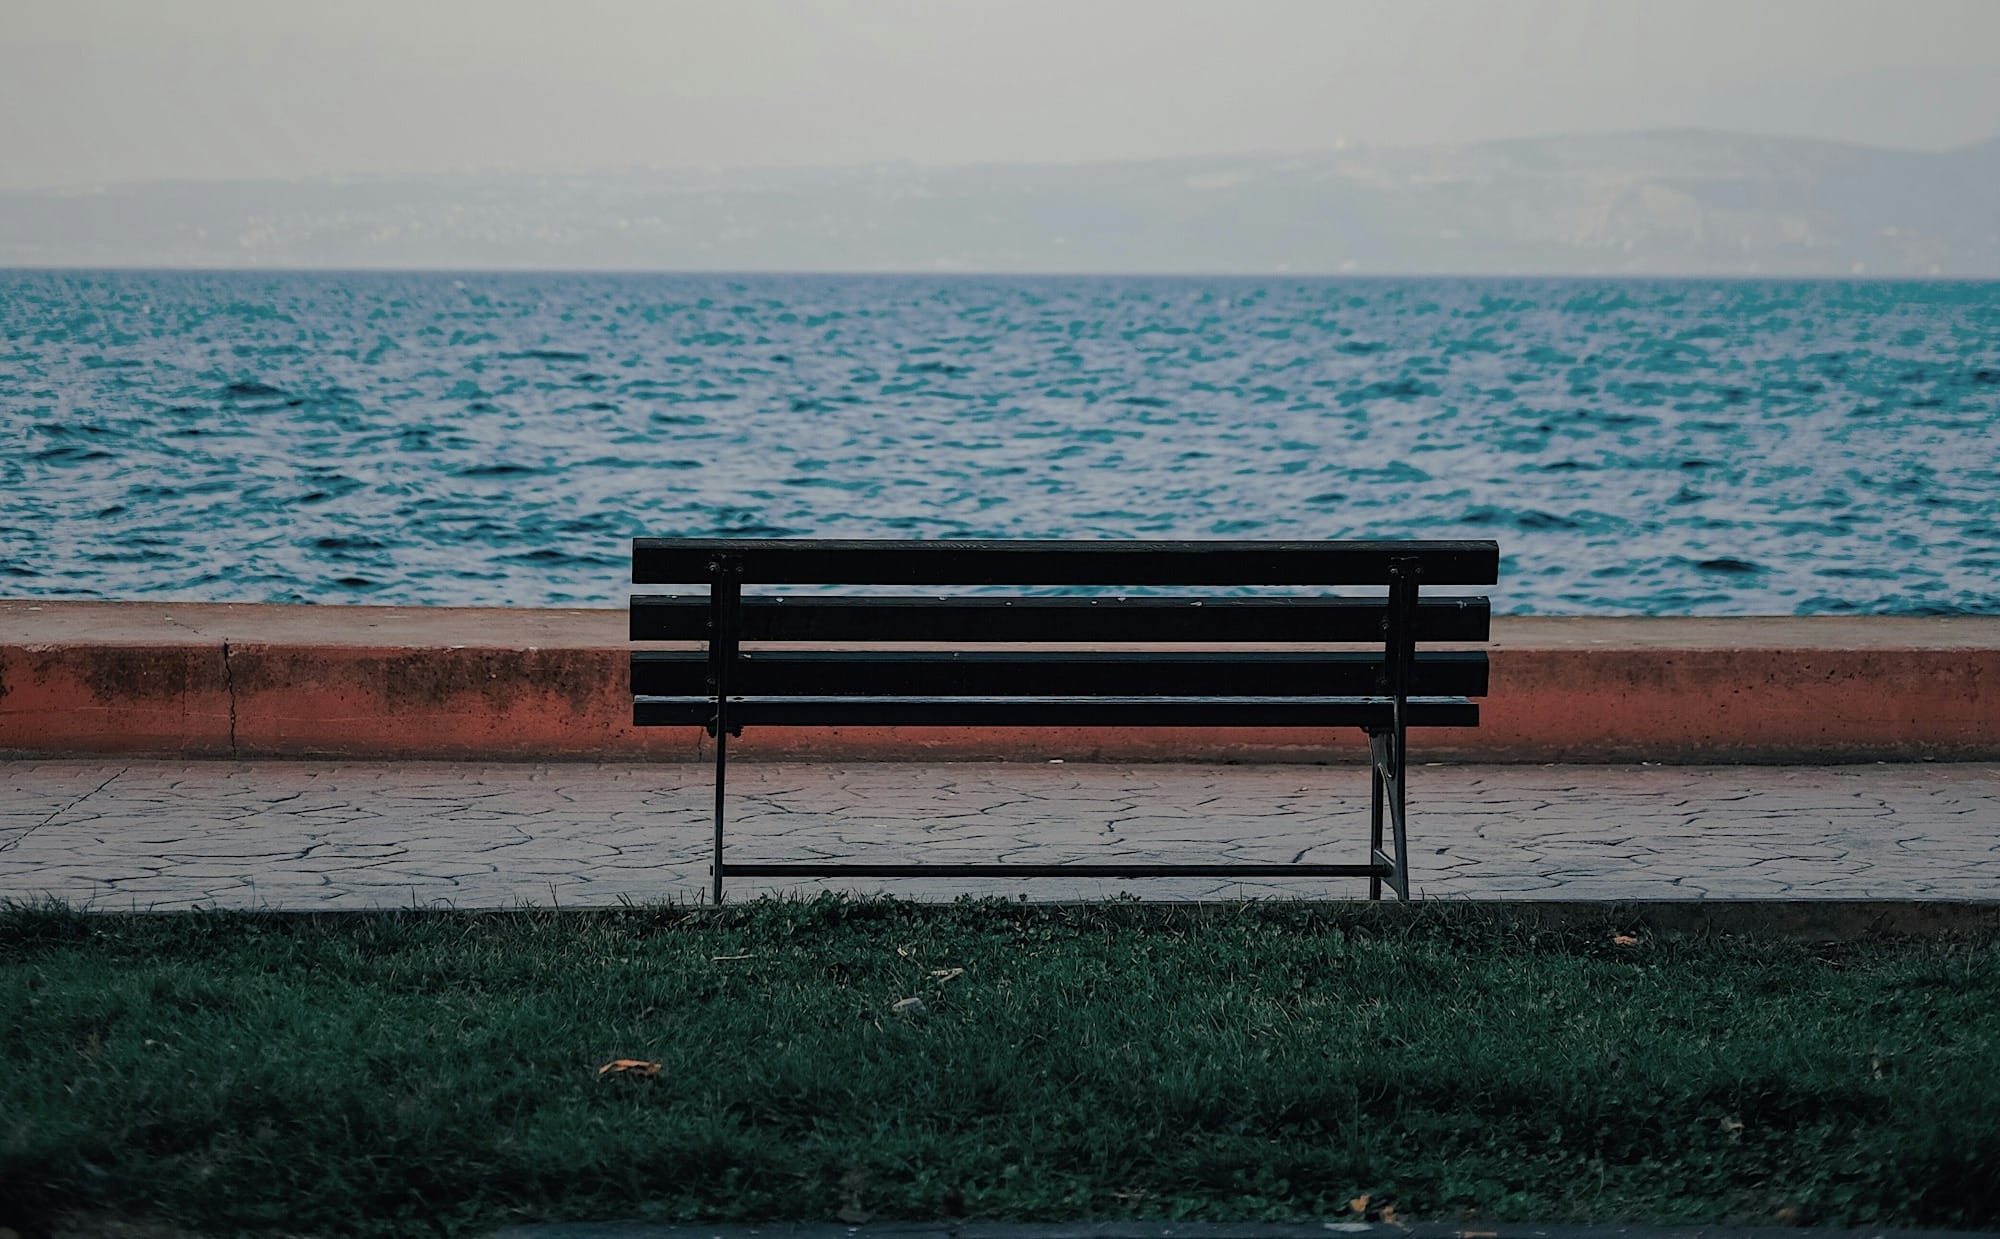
[705,572,741,908]
[1367,730,1412,901]
[1387,736,1411,901]
[711,725,728,906]
[1368,737,1385,902]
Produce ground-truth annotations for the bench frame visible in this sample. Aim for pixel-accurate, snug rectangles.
[630,538,1498,904]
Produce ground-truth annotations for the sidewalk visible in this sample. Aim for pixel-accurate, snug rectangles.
[4,760,1995,910]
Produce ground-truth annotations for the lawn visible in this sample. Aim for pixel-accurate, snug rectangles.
[3,898,1997,1238]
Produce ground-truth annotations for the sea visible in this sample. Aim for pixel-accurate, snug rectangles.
[2,270,1995,614]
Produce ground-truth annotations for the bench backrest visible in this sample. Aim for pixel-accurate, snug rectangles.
[630,539,1497,729]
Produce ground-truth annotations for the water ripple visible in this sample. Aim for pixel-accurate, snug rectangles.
[0,271,1995,613]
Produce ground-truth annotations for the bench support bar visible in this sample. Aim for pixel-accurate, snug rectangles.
[723,863,1392,879]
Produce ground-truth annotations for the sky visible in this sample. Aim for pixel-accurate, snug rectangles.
[2,0,1998,191]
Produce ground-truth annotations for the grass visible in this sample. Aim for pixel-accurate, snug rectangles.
[3,898,1998,1238]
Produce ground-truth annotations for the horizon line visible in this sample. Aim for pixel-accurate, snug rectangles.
[4,264,1998,283]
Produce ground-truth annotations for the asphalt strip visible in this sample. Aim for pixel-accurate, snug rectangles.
[486,1222,2000,1239]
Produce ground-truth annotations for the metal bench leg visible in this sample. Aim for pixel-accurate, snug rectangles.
[706,566,742,907]
[1379,559,1417,902]
[711,724,728,906]
[1367,730,1410,901]
[1386,728,1410,901]
[1367,731,1385,901]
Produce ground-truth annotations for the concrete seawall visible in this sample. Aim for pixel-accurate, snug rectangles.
[1,601,1994,763]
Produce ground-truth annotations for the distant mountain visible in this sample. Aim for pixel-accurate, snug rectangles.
[3,130,1996,276]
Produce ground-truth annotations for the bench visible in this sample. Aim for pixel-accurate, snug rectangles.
[630,538,1498,903]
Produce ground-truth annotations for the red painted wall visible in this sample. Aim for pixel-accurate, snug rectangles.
[1,603,1992,763]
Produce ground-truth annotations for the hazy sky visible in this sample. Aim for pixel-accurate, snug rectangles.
[3,0,1998,190]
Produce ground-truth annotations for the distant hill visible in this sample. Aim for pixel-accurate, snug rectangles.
[3,130,1996,275]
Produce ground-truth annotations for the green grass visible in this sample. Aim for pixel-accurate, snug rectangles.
[3,898,1998,1238]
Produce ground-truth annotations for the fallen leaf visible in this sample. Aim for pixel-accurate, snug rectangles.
[710,952,754,961]
[1612,934,1640,947]
[891,996,927,1015]
[597,1059,661,1078]
[895,944,914,958]
[929,967,965,982]
[1347,1195,1370,1214]
[1720,1115,1744,1140]
[1774,1206,1804,1227]
[1379,1206,1399,1225]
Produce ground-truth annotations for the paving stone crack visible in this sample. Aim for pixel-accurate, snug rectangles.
[2,768,126,854]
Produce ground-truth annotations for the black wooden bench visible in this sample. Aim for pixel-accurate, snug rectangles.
[630,538,1498,903]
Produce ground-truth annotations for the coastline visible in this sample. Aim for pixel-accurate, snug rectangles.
[1,600,1994,763]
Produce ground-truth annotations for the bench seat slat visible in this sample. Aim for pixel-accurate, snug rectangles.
[634,538,1500,586]
[629,595,1491,643]
[631,649,1488,698]
[633,695,1480,728]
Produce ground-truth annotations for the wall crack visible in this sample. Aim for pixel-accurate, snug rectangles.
[221,639,239,758]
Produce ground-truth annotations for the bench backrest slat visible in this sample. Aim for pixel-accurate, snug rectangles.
[634,538,1500,586]
[632,649,1489,698]
[630,595,1491,643]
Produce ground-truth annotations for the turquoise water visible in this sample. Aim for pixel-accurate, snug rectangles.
[2,271,1996,613]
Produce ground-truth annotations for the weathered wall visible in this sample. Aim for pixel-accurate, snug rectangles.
[1,602,1993,763]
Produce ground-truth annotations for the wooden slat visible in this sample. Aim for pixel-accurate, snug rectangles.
[631,649,1488,698]
[633,538,1500,586]
[630,594,1492,643]
[632,695,1480,728]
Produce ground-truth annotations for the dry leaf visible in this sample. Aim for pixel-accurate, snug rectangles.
[1379,1206,1399,1225]
[597,1059,661,1078]
[837,1167,874,1223]
[1347,1195,1370,1214]
[891,996,927,1015]
[1612,933,1640,947]
[710,952,754,961]
[895,944,914,958]
[1720,1115,1744,1140]
[1774,1206,1803,1227]
[929,967,965,982]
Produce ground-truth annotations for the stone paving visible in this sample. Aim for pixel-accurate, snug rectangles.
[1,760,1996,910]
